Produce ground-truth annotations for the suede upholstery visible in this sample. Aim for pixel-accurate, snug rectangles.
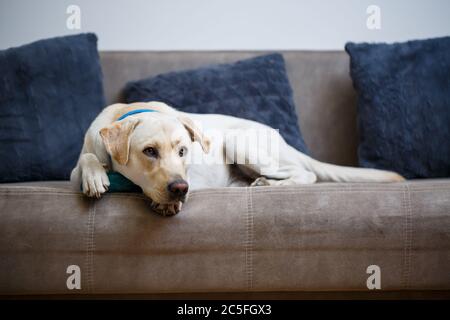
[0,180,449,294]
[0,51,449,296]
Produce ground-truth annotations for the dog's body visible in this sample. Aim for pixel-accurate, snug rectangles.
[71,101,404,215]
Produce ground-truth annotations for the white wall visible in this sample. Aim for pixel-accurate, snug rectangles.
[1,0,449,50]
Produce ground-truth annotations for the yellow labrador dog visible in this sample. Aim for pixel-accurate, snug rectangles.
[71,101,404,215]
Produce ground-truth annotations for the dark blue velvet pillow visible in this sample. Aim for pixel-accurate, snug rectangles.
[124,53,308,153]
[346,37,450,179]
[0,33,105,182]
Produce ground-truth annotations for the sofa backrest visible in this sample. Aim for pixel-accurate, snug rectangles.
[100,51,358,166]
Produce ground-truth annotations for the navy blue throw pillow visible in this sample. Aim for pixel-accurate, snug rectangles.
[0,33,105,182]
[124,53,308,153]
[346,37,450,179]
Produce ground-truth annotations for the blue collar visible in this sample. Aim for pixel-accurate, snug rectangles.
[117,109,157,121]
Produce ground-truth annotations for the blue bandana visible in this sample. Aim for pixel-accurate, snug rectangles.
[117,108,157,121]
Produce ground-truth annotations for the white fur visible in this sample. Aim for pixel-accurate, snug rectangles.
[71,102,404,212]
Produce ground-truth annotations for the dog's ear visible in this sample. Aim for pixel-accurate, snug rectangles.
[178,116,210,153]
[99,118,140,165]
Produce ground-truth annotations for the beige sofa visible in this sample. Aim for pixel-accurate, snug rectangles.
[1,51,449,298]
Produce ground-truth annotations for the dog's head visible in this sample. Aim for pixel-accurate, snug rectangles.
[99,112,209,211]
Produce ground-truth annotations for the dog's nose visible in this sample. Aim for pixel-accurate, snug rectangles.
[167,179,189,198]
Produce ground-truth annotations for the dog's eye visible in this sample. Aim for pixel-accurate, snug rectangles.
[178,146,187,157]
[143,147,158,158]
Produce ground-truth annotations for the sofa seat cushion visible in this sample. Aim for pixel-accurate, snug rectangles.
[0,180,449,294]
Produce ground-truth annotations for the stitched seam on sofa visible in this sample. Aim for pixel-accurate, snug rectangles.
[0,185,413,193]
[405,183,413,289]
[252,190,406,193]
[1,189,448,196]
[85,199,96,293]
[245,190,407,195]
[2,183,450,194]
[0,192,86,196]
[242,187,408,192]
[401,184,413,289]
[245,187,254,291]
[0,190,411,203]
[401,186,406,289]
[175,188,445,194]
[0,192,244,199]
[0,188,449,198]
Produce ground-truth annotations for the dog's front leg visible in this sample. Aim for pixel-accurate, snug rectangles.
[74,153,110,198]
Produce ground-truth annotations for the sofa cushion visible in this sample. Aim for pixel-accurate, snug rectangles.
[346,37,450,179]
[0,33,105,183]
[1,180,449,294]
[123,53,309,153]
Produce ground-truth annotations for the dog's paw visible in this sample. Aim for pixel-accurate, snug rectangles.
[389,172,406,182]
[150,201,182,216]
[81,165,110,198]
[251,177,270,187]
